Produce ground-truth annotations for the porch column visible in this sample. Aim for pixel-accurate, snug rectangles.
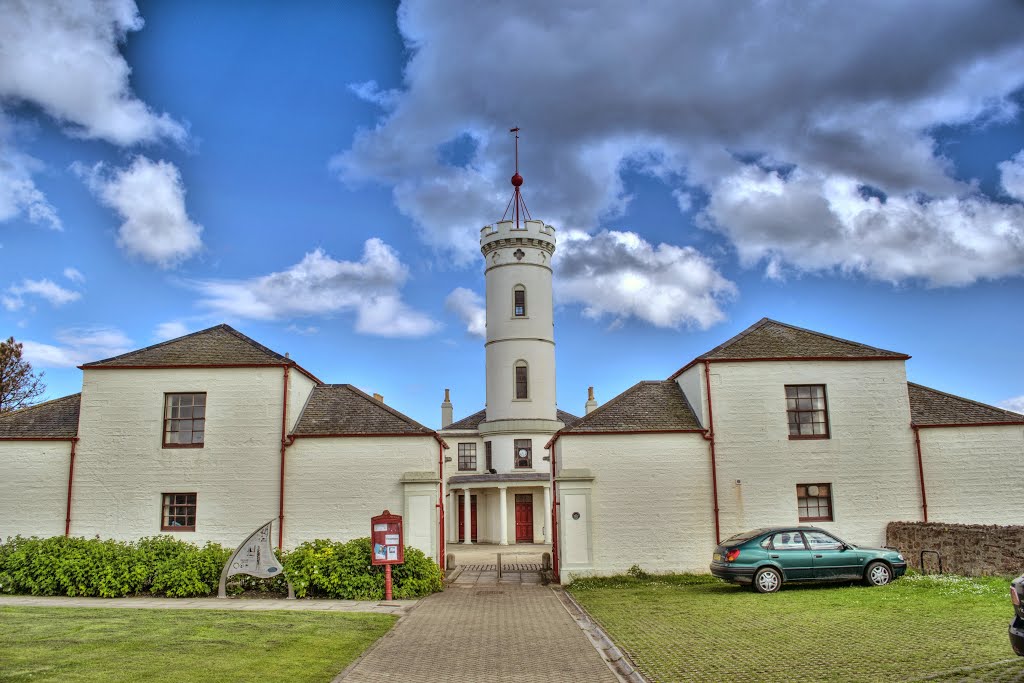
[543,485,552,543]
[449,488,459,542]
[498,485,509,546]
[462,487,473,544]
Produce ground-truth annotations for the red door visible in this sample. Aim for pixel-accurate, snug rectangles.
[458,494,478,542]
[515,494,534,543]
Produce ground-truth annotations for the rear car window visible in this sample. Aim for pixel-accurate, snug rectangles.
[724,529,764,543]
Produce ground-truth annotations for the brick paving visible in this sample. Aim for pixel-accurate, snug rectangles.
[338,578,619,682]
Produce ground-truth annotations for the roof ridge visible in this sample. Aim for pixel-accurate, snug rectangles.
[340,384,433,433]
[81,323,288,367]
[0,392,81,419]
[909,382,1024,420]
[445,408,486,430]
[562,380,666,431]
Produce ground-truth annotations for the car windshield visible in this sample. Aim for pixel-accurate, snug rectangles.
[724,529,766,543]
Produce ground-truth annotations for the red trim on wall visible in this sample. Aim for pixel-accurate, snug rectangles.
[278,366,290,550]
[291,432,440,439]
[912,425,928,523]
[65,437,79,536]
[914,421,1024,429]
[437,441,445,571]
[703,361,721,545]
[550,442,560,583]
[669,355,911,380]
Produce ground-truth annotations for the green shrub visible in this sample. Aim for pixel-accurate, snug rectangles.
[0,534,443,601]
[0,535,230,598]
[284,537,442,600]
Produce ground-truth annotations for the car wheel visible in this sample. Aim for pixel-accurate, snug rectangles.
[864,561,892,587]
[753,567,782,593]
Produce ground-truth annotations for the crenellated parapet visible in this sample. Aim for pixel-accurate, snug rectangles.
[480,219,557,261]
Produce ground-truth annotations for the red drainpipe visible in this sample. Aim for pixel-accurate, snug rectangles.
[64,437,80,537]
[549,442,560,583]
[703,361,722,545]
[278,365,290,551]
[437,441,446,570]
[912,425,928,522]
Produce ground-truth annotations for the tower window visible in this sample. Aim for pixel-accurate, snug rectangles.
[513,286,526,317]
[514,439,532,468]
[515,362,528,399]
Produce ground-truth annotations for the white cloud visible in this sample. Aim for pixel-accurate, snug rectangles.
[75,156,203,268]
[153,321,189,341]
[4,277,81,310]
[336,1,1024,289]
[193,239,440,338]
[22,326,133,368]
[703,166,1024,286]
[0,123,62,230]
[0,1,186,145]
[63,267,85,283]
[555,230,736,329]
[1000,151,1024,201]
[445,287,486,337]
[285,324,320,336]
[1001,396,1024,415]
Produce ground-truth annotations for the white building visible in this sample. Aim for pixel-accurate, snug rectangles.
[2,191,1022,580]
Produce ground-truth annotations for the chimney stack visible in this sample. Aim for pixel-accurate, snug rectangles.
[373,393,384,403]
[585,386,598,414]
[441,388,453,428]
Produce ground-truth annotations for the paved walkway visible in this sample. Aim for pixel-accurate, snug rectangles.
[338,578,619,682]
[0,594,412,616]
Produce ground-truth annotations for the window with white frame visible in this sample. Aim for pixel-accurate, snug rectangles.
[458,443,477,471]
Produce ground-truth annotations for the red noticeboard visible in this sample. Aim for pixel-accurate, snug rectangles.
[370,510,404,566]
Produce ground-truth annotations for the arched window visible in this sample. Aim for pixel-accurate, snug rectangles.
[514,360,528,399]
[513,285,526,317]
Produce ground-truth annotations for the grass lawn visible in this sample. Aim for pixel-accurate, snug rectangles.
[0,607,396,682]
[568,572,1024,683]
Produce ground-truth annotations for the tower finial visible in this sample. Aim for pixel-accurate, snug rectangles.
[502,126,531,228]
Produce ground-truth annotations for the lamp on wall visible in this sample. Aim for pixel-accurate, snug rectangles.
[444,456,453,463]
[542,455,550,461]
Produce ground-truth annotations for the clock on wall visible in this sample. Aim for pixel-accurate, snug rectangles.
[518,448,528,457]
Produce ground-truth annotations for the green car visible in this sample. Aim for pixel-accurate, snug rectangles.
[710,526,907,593]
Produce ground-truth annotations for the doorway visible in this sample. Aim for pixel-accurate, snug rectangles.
[515,494,533,543]
[458,493,478,542]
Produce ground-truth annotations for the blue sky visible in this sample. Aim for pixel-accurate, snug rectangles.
[2,1,1023,427]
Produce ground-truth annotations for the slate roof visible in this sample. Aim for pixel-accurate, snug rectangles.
[444,408,580,431]
[559,381,702,434]
[82,324,289,368]
[908,383,1024,426]
[674,318,908,375]
[0,393,81,439]
[291,385,434,436]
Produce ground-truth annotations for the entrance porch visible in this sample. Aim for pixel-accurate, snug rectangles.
[446,473,551,546]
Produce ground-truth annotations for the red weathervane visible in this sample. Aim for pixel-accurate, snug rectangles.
[502,126,532,229]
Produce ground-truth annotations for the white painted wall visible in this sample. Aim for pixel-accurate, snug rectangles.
[676,364,706,429]
[72,367,287,545]
[918,425,1024,524]
[286,369,317,433]
[710,360,922,547]
[556,433,714,575]
[0,440,71,539]
[287,435,439,555]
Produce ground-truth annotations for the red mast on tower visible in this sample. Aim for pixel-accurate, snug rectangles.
[502,127,532,229]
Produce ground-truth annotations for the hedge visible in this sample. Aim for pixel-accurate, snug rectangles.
[0,535,443,600]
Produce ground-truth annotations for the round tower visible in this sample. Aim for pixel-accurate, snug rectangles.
[477,128,563,442]
[480,217,558,426]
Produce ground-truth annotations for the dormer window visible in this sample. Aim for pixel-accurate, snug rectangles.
[514,361,528,399]
[513,286,526,317]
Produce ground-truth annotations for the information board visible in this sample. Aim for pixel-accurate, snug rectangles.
[370,510,404,566]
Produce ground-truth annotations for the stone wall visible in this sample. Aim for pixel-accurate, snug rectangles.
[886,521,1024,576]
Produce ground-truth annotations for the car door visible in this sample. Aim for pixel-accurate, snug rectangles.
[766,531,814,580]
[805,530,864,580]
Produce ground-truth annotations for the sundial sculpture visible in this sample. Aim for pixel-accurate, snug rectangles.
[218,519,295,599]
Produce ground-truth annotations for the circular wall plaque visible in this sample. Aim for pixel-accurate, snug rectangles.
[572,512,581,520]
